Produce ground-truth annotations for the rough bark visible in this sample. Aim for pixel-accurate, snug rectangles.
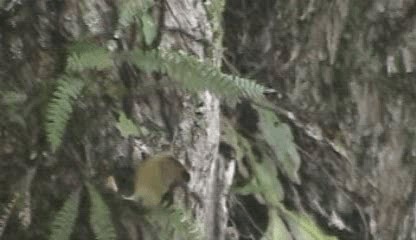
[224,0,416,239]
[0,0,229,239]
[4,0,416,239]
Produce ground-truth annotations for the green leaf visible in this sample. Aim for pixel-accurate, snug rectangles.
[232,176,262,195]
[118,0,154,27]
[278,205,338,240]
[129,49,268,102]
[49,190,81,240]
[130,49,161,72]
[46,76,84,152]
[66,42,112,72]
[251,157,284,203]
[87,184,117,240]
[233,134,284,204]
[146,207,204,240]
[261,209,293,240]
[116,112,139,138]
[256,107,301,184]
[141,13,158,46]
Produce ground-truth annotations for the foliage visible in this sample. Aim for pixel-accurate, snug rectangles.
[227,115,337,240]
[276,205,337,240]
[67,42,113,72]
[232,134,284,203]
[39,1,308,239]
[116,112,140,138]
[45,39,268,151]
[118,0,153,27]
[130,49,268,102]
[45,76,84,152]
[42,0,268,152]
[146,207,205,240]
[48,190,81,240]
[87,185,117,240]
[141,12,158,46]
[263,207,338,240]
[255,106,301,184]
[262,209,293,240]
[118,0,157,45]
[47,186,117,240]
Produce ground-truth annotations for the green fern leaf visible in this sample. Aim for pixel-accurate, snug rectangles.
[130,49,268,101]
[130,49,161,72]
[87,184,117,240]
[67,42,112,72]
[147,207,204,240]
[46,76,84,152]
[49,190,81,240]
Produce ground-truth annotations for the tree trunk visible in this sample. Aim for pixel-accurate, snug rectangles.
[0,0,230,239]
[223,0,416,239]
[3,0,416,240]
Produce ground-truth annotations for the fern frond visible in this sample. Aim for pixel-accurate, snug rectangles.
[168,207,204,240]
[67,42,113,72]
[130,49,268,102]
[49,190,81,240]
[46,76,84,152]
[147,207,204,240]
[87,184,117,240]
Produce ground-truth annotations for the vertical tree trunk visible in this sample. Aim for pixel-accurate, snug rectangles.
[0,0,230,239]
[224,0,416,239]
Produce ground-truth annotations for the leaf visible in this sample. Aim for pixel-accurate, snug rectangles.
[129,49,268,102]
[49,190,81,240]
[87,184,117,240]
[147,207,204,240]
[46,76,84,152]
[118,0,154,27]
[66,42,112,72]
[261,209,293,240]
[116,112,139,138]
[233,134,284,204]
[256,107,301,184]
[251,157,284,203]
[232,177,262,195]
[278,205,338,240]
[141,13,158,46]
